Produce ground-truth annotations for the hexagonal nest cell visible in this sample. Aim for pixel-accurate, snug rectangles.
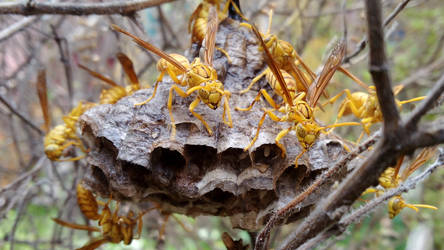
[79,18,349,231]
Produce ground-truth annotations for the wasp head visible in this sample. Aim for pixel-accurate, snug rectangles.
[296,122,320,150]
[199,80,224,110]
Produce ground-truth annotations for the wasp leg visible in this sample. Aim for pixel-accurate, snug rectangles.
[294,148,306,167]
[165,67,183,85]
[216,47,232,64]
[243,111,267,152]
[168,84,190,140]
[236,89,280,111]
[77,237,109,250]
[158,213,170,241]
[275,127,291,158]
[172,214,192,232]
[134,81,160,106]
[399,96,426,105]
[239,68,268,94]
[338,67,369,89]
[189,97,213,136]
[222,92,233,128]
[52,218,100,232]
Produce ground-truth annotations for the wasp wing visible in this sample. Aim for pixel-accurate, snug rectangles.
[308,41,345,107]
[111,25,187,73]
[204,5,218,66]
[116,52,139,86]
[251,24,293,106]
[36,70,50,133]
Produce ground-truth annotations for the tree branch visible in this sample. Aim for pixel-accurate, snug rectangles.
[405,72,444,130]
[366,0,400,135]
[254,132,380,249]
[0,16,39,43]
[0,95,44,135]
[344,0,411,63]
[0,0,175,16]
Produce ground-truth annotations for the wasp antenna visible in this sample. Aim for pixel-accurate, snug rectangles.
[111,24,187,73]
[78,63,119,87]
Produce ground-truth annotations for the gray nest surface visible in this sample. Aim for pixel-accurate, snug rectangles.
[79,19,349,231]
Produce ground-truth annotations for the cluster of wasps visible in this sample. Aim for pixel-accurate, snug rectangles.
[38,0,435,248]
[362,148,438,218]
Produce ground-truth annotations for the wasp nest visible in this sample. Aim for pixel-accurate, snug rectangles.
[79,19,348,231]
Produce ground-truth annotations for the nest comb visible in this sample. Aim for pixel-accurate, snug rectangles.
[79,19,348,231]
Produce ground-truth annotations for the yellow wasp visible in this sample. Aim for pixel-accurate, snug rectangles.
[78,52,141,104]
[188,0,245,61]
[363,148,438,218]
[53,184,152,250]
[37,70,95,162]
[324,84,425,142]
[112,10,233,139]
[237,25,360,166]
[239,10,316,94]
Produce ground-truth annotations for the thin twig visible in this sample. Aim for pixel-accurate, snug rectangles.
[399,58,444,87]
[0,156,46,195]
[0,95,43,135]
[0,16,39,43]
[50,25,73,109]
[405,72,444,130]
[344,0,411,63]
[8,113,25,168]
[0,0,176,16]
[296,0,327,53]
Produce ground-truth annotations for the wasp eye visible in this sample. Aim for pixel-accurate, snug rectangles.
[296,124,306,137]
[199,89,209,99]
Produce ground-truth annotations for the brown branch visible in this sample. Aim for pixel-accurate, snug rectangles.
[299,149,444,250]
[366,0,400,135]
[0,0,176,16]
[0,95,44,135]
[274,1,444,248]
[254,132,380,249]
[405,72,444,130]
[344,0,411,63]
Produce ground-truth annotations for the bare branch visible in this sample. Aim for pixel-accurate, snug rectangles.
[50,25,73,108]
[299,149,444,250]
[0,95,44,135]
[0,0,176,16]
[0,156,46,195]
[344,0,411,63]
[0,16,39,42]
[366,0,400,135]
[405,72,444,130]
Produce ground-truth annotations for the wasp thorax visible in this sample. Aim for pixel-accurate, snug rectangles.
[295,102,312,119]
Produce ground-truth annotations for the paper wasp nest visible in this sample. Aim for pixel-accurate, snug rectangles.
[79,19,348,231]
